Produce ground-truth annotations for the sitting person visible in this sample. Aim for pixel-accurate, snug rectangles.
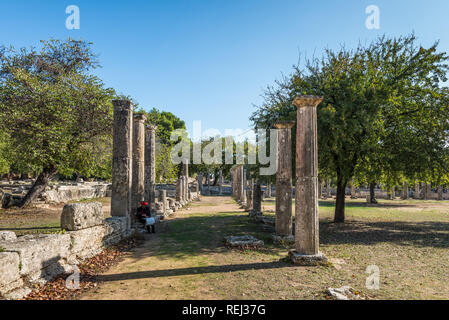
[136,201,156,233]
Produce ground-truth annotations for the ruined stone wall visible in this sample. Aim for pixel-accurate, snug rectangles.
[0,202,131,300]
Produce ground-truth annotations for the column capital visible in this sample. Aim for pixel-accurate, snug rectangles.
[146,124,158,131]
[112,99,133,110]
[274,120,295,129]
[293,96,323,108]
[134,113,147,122]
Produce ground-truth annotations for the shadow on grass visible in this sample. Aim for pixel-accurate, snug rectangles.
[320,220,449,248]
[95,260,293,282]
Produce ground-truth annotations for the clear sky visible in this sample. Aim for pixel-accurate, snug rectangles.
[1,0,448,136]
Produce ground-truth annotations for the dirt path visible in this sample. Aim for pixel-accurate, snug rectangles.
[80,196,264,300]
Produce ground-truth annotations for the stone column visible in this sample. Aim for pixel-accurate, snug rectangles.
[241,167,247,204]
[402,182,409,200]
[327,179,331,198]
[132,114,147,216]
[197,173,203,193]
[414,182,420,199]
[176,178,182,203]
[111,100,133,224]
[145,125,157,204]
[251,182,262,216]
[274,121,294,237]
[350,179,356,199]
[206,171,211,195]
[290,95,327,265]
[183,159,189,202]
[218,169,223,195]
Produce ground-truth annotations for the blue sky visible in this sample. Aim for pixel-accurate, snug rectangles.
[1,0,448,136]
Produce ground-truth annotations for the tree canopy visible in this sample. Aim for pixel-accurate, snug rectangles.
[250,34,449,222]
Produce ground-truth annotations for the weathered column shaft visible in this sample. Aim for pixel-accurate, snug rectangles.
[145,125,157,203]
[132,114,147,214]
[218,169,223,195]
[402,182,409,200]
[253,183,262,214]
[176,178,182,202]
[111,100,133,221]
[293,96,322,256]
[274,121,294,237]
[241,167,246,203]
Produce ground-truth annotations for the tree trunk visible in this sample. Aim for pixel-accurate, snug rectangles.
[334,179,347,223]
[369,182,377,203]
[19,167,58,208]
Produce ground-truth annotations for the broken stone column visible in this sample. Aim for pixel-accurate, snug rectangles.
[111,100,133,224]
[350,179,356,199]
[266,183,272,198]
[274,121,294,237]
[176,178,182,204]
[206,171,211,195]
[402,182,409,200]
[290,96,327,265]
[132,114,147,216]
[241,167,246,205]
[218,169,223,195]
[197,173,203,193]
[145,125,157,204]
[250,182,262,216]
[414,182,420,199]
[327,179,331,198]
[438,185,443,201]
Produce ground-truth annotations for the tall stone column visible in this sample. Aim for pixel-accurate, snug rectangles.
[145,125,157,204]
[111,100,133,225]
[274,121,294,237]
[241,167,246,204]
[160,189,167,214]
[290,95,327,265]
[251,182,262,216]
[132,114,147,216]
[183,159,189,202]
[218,169,223,195]
[327,179,331,198]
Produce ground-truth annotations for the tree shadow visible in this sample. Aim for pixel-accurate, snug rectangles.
[95,260,293,282]
[320,219,449,248]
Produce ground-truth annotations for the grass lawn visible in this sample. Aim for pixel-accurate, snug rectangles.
[80,196,449,300]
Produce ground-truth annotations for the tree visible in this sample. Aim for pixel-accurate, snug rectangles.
[251,34,449,222]
[0,39,116,207]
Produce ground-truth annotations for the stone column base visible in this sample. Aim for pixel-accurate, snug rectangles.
[272,234,295,244]
[289,250,328,266]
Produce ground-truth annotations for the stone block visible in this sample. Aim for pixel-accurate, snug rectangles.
[0,252,22,296]
[61,202,104,231]
[69,225,106,260]
[0,231,17,241]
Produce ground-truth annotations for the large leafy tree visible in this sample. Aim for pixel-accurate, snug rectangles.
[0,39,116,207]
[251,34,449,222]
